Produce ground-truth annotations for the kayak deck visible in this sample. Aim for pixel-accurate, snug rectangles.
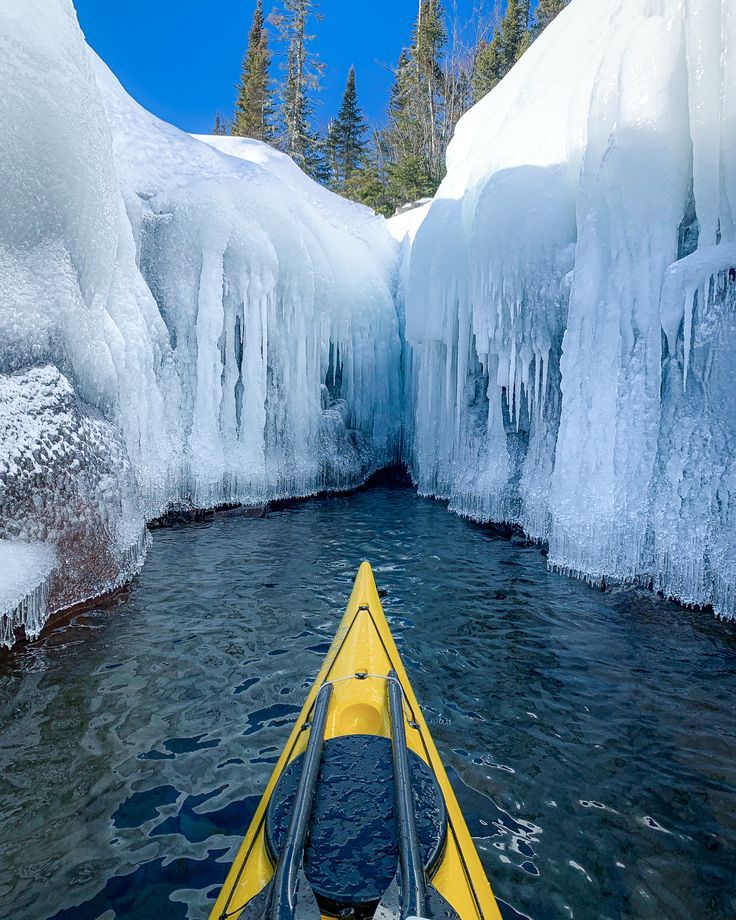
[210,561,502,920]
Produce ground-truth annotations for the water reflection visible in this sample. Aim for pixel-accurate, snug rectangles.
[1,485,735,919]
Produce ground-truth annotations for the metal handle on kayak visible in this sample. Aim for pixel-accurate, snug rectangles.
[387,669,427,919]
[269,682,332,920]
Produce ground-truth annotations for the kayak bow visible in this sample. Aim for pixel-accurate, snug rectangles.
[210,561,502,920]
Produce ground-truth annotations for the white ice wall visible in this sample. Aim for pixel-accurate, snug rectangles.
[406,0,736,618]
[3,0,733,641]
[92,52,401,511]
[0,0,182,505]
[0,0,400,644]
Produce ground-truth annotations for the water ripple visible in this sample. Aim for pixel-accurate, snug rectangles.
[1,485,735,920]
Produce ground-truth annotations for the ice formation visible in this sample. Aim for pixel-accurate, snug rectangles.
[0,0,400,644]
[388,201,432,457]
[405,0,736,618]
[0,540,56,648]
[2,0,735,644]
[0,367,146,644]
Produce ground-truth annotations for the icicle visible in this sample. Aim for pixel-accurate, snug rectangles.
[541,348,549,417]
[683,283,696,390]
[455,304,469,440]
[534,351,543,422]
[508,339,517,424]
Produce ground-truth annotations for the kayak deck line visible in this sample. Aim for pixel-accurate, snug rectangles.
[211,561,502,920]
[266,681,332,920]
[385,668,427,917]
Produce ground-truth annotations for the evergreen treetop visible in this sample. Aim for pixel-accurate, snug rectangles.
[378,0,447,210]
[325,118,340,187]
[471,0,531,101]
[499,0,530,69]
[413,0,447,182]
[332,66,369,187]
[213,111,231,135]
[388,50,411,121]
[533,0,569,35]
[271,0,325,177]
[472,34,505,100]
[233,0,273,141]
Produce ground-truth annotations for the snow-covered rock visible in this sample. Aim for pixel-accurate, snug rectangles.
[405,0,736,618]
[0,367,147,644]
[0,0,400,644]
[0,540,56,647]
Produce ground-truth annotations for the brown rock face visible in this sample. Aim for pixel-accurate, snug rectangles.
[0,366,147,640]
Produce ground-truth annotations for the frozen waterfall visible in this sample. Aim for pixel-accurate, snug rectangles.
[2,0,735,647]
[0,0,400,644]
[404,0,736,619]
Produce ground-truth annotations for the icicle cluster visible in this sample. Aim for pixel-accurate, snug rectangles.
[406,0,736,618]
[0,541,55,647]
[0,0,400,644]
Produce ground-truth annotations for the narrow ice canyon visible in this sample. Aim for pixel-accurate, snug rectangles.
[2,0,735,645]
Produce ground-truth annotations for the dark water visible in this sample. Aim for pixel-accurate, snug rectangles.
[1,485,735,920]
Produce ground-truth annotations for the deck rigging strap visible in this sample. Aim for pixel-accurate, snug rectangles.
[270,681,332,920]
[374,669,428,920]
[239,682,332,920]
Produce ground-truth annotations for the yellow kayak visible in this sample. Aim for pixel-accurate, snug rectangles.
[210,561,502,920]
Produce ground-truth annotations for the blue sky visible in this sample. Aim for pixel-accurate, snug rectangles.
[74,0,518,135]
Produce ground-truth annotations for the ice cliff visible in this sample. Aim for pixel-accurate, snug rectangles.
[2,0,735,646]
[405,0,736,619]
[0,0,400,644]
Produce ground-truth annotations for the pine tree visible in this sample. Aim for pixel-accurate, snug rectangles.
[472,34,505,100]
[441,10,473,154]
[344,164,393,217]
[389,50,411,120]
[533,0,568,35]
[499,0,530,69]
[213,111,226,135]
[233,0,273,141]
[517,25,532,56]
[378,2,448,210]
[325,119,340,188]
[271,0,325,177]
[387,154,436,205]
[333,67,369,188]
[413,0,447,182]
[381,50,414,163]
[378,56,416,209]
[472,0,531,101]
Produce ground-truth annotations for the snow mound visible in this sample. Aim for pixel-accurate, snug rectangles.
[405,0,736,618]
[387,201,432,246]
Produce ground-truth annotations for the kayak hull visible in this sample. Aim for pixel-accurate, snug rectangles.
[210,561,502,920]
